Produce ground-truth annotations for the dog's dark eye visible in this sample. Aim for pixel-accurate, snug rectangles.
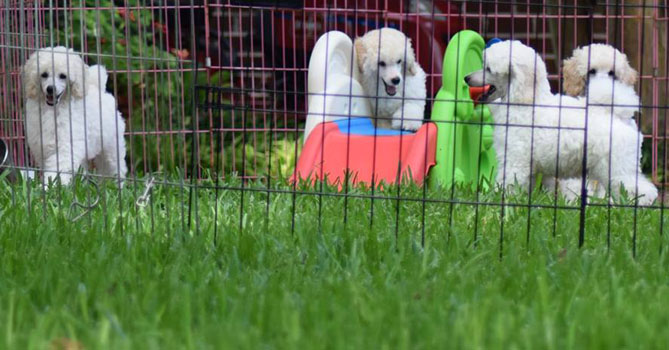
[41,72,48,78]
[608,70,615,78]
[59,73,67,80]
[396,59,401,64]
[486,66,491,72]
[588,69,596,75]
[379,61,386,67]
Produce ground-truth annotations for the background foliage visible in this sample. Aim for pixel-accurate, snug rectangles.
[46,0,299,180]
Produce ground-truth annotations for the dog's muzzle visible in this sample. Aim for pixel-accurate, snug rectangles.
[382,80,397,96]
[45,91,63,106]
[469,85,493,103]
[476,85,495,103]
[465,70,493,103]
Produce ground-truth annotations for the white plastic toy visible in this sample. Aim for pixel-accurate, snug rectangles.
[303,31,372,143]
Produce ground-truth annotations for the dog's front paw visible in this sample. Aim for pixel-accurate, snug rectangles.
[392,104,424,131]
[391,117,422,131]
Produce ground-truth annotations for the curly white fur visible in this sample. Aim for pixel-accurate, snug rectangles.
[557,43,656,204]
[465,40,657,205]
[354,28,426,131]
[21,46,127,186]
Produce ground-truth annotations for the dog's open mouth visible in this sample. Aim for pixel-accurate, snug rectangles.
[475,85,495,103]
[45,92,63,106]
[382,80,397,96]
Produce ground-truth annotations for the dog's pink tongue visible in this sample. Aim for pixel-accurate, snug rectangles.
[385,85,397,96]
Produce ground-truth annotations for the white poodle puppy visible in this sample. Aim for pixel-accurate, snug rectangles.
[354,28,426,131]
[465,40,657,205]
[563,44,640,131]
[557,44,655,202]
[563,43,638,98]
[22,46,127,186]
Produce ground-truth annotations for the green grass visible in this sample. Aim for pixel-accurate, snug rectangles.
[1,177,669,349]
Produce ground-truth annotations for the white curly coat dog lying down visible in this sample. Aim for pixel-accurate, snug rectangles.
[465,40,657,205]
[22,46,127,186]
[354,28,426,131]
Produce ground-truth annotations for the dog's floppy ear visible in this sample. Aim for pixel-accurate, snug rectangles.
[21,51,40,99]
[68,49,89,99]
[69,68,86,99]
[404,38,419,75]
[408,60,419,75]
[508,48,547,104]
[354,37,368,73]
[508,62,533,103]
[562,54,586,97]
[617,52,638,86]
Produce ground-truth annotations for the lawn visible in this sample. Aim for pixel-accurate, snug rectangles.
[1,177,668,349]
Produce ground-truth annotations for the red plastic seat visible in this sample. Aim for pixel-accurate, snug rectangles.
[293,118,437,187]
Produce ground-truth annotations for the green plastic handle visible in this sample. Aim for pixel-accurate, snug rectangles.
[428,30,497,190]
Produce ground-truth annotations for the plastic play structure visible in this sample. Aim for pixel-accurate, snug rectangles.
[293,29,497,189]
[428,31,497,190]
[302,31,370,141]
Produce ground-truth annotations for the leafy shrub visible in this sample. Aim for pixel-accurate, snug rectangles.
[45,1,303,179]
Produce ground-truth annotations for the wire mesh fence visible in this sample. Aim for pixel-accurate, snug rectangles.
[0,0,668,257]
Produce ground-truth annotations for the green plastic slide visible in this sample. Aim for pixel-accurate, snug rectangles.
[428,30,497,190]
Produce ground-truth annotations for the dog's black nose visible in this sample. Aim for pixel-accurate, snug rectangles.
[464,75,470,84]
[46,85,54,94]
[391,77,400,85]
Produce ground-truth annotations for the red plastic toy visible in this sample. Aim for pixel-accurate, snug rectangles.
[293,30,493,190]
[293,118,437,187]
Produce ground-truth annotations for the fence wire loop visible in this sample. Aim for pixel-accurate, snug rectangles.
[136,176,156,208]
[68,176,101,222]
